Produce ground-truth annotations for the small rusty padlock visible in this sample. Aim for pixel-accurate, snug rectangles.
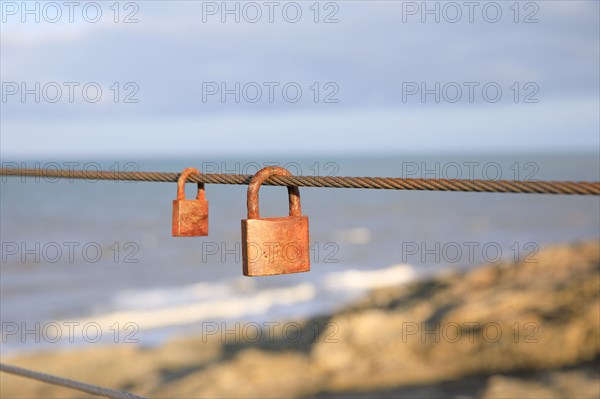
[241,166,310,276]
[172,167,208,237]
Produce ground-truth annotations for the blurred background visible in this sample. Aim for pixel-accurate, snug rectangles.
[1,0,598,156]
[1,1,599,398]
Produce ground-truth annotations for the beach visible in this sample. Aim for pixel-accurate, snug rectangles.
[3,0,599,396]
[2,240,598,398]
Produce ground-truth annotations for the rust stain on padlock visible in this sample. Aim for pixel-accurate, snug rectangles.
[241,166,310,276]
[172,167,209,237]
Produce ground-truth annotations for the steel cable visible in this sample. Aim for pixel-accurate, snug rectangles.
[0,363,147,399]
[1,168,598,195]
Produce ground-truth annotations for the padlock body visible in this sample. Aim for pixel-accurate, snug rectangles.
[242,216,310,276]
[172,199,209,236]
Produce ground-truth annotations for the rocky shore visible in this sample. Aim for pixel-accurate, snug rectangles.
[1,241,598,398]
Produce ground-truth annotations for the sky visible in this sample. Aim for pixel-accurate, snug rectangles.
[1,0,599,157]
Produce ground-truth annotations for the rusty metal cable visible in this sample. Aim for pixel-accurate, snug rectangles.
[0,363,147,399]
[1,168,599,195]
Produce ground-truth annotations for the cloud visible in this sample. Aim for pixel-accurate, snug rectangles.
[1,1,598,155]
[2,97,597,157]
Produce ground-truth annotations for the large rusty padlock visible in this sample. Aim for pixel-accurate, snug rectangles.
[172,167,208,237]
[242,166,310,276]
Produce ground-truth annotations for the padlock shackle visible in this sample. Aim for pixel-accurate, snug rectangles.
[177,167,206,201]
[247,166,301,219]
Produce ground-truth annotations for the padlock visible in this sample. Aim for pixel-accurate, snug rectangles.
[172,167,208,237]
[241,166,310,276]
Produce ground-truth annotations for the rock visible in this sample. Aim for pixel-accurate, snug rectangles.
[1,241,598,398]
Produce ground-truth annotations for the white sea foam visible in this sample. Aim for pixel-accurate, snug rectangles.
[63,282,316,331]
[324,264,416,291]
[2,264,420,355]
[67,264,415,332]
[332,227,372,244]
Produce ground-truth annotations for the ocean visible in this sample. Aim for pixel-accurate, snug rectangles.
[1,153,599,354]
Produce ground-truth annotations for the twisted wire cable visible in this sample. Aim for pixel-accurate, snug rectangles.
[0,363,147,399]
[1,168,598,195]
